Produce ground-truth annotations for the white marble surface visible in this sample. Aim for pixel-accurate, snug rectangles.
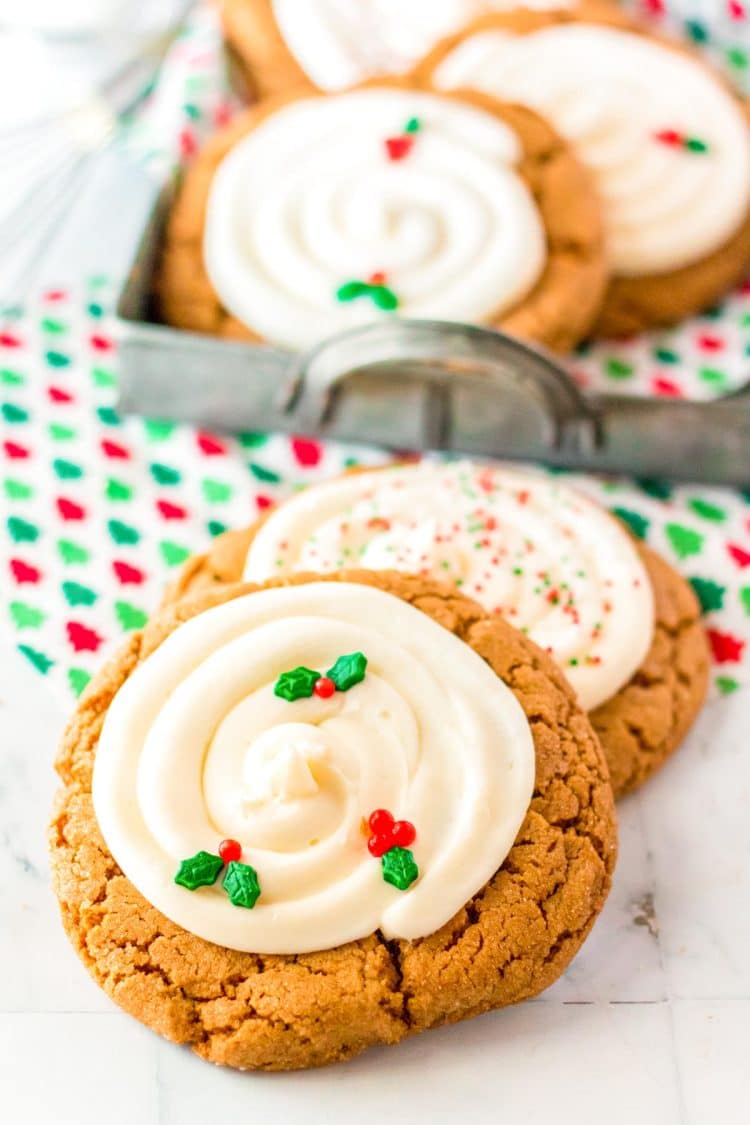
[1,629,747,1124]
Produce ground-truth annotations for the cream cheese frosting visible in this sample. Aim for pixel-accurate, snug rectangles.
[92,582,535,954]
[243,463,655,711]
[203,88,546,348]
[432,23,750,275]
[270,0,571,89]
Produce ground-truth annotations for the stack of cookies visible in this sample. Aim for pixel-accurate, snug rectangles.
[50,0,722,1073]
[157,0,750,348]
[50,462,709,1070]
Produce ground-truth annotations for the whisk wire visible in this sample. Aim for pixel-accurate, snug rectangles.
[0,0,197,309]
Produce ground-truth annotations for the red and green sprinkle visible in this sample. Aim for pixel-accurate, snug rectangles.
[274,651,368,701]
[384,115,421,161]
[175,842,261,909]
[336,273,399,311]
[366,808,419,890]
[653,129,710,154]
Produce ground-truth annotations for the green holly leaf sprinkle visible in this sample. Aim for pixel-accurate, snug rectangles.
[382,846,419,891]
[336,280,369,303]
[370,285,399,311]
[326,651,367,692]
[223,861,261,909]
[336,280,399,311]
[274,665,320,701]
[174,851,224,891]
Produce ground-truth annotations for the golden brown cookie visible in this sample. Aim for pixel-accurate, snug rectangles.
[589,543,709,795]
[156,78,607,352]
[220,0,616,97]
[50,570,616,1071]
[163,518,709,800]
[221,0,312,98]
[417,1,750,336]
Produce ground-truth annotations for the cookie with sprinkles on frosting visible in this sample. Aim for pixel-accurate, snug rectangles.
[220,0,581,97]
[164,462,710,797]
[50,570,616,1070]
[418,0,750,335]
[156,79,607,352]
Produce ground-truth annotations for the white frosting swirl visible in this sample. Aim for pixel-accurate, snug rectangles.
[92,583,535,954]
[204,88,546,348]
[271,0,570,89]
[243,464,655,711]
[433,24,750,275]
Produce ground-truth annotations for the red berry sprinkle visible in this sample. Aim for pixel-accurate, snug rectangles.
[368,809,394,835]
[653,128,682,147]
[368,271,387,286]
[218,839,242,863]
[314,676,336,699]
[366,809,417,857]
[392,820,416,848]
[385,135,414,161]
[368,834,391,858]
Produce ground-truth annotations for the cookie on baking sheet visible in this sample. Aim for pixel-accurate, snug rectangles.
[220,0,584,97]
[50,570,616,1071]
[156,80,607,352]
[418,1,750,336]
[164,462,710,798]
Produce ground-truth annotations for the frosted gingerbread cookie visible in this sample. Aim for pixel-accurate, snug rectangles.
[156,81,606,352]
[221,0,579,97]
[50,571,616,1070]
[166,463,710,797]
[419,1,750,335]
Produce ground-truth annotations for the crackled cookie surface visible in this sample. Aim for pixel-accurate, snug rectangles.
[157,82,606,352]
[422,3,750,333]
[51,571,616,1070]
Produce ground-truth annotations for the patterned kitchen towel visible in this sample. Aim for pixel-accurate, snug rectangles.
[1,0,750,704]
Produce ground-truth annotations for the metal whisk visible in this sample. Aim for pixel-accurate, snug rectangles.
[0,0,197,309]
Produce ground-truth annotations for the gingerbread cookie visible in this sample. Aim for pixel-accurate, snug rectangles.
[156,81,606,352]
[50,571,616,1070]
[221,0,581,97]
[165,463,710,797]
[419,1,750,335]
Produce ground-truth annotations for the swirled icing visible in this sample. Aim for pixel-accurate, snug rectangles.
[243,463,655,711]
[92,582,535,953]
[432,23,750,274]
[270,0,571,89]
[203,88,546,348]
